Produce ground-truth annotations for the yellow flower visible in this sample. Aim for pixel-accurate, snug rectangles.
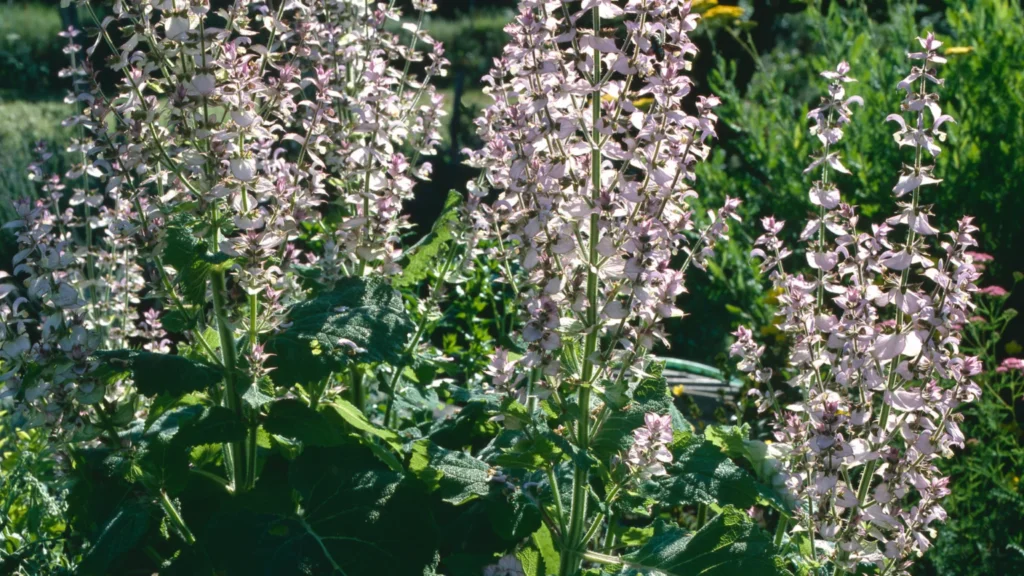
[1006,340,1023,356]
[632,96,654,111]
[671,384,686,397]
[692,0,719,9]
[703,6,744,20]
[944,46,974,55]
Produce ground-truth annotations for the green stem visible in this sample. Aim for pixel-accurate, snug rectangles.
[159,491,196,546]
[383,244,460,425]
[547,466,567,536]
[561,11,603,575]
[774,514,789,548]
[211,269,249,491]
[561,385,592,576]
[350,367,365,414]
[696,503,708,529]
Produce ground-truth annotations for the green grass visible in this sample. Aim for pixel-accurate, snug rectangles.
[420,11,513,48]
[0,3,70,98]
[0,100,75,215]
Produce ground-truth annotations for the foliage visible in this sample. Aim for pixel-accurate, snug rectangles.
[0,413,74,575]
[419,10,513,88]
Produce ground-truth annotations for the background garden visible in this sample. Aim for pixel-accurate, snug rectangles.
[1,0,1021,574]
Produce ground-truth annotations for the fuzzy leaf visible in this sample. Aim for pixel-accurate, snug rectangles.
[95,350,222,398]
[171,406,247,447]
[487,490,541,542]
[625,508,786,575]
[264,276,414,387]
[394,190,462,289]
[77,502,151,576]
[532,524,561,573]
[409,439,492,505]
[322,398,401,451]
[162,224,232,304]
[263,398,345,447]
[203,445,438,576]
[657,435,766,510]
[590,365,672,460]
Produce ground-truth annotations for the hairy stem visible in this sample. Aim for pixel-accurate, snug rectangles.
[211,269,250,491]
[561,10,602,576]
[159,491,196,546]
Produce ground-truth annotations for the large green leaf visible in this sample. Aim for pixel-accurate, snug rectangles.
[624,508,787,576]
[77,502,151,576]
[95,350,222,398]
[394,190,462,289]
[203,445,439,576]
[409,439,492,505]
[322,398,401,450]
[162,224,233,304]
[134,405,244,494]
[263,398,347,447]
[701,425,793,512]
[170,406,247,448]
[656,435,768,510]
[264,276,414,387]
[590,365,673,460]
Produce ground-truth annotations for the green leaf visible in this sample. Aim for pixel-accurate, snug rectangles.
[591,365,673,460]
[204,445,438,576]
[656,435,765,510]
[95,350,222,398]
[494,435,564,471]
[624,508,787,576]
[704,424,751,458]
[134,405,242,494]
[409,439,492,505]
[171,406,246,447]
[394,190,461,289]
[532,524,560,574]
[161,307,199,333]
[264,276,414,387]
[517,547,544,576]
[77,502,151,576]
[263,398,346,447]
[163,224,233,304]
[703,425,792,511]
[322,398,401,451]
[486,490,541,542]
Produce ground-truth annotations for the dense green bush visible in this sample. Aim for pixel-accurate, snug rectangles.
[0,412,73,575]
[677,0,1024,357]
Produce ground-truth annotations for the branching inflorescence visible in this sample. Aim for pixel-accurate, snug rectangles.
[731,33,981,575]
[0,0,452,458]
[468,1,737,572]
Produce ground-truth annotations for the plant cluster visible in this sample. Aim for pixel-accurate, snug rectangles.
[731,34,982,575]
[0,1,986,576]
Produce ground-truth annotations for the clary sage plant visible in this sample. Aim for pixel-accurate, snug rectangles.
[0,1,978,576]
